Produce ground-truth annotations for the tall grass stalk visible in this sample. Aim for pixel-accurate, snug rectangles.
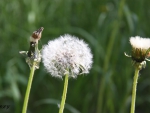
[97,0,126,112]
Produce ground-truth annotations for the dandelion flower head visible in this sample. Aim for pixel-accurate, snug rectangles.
[42,34,93,78]
[129,36,150,62]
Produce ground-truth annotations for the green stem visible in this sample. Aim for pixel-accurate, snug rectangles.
[22,61,36,113]
[130,67,139,113]
[59,73,69,113]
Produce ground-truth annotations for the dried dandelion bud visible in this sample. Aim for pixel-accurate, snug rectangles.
[42,34,93,78]
[30,27,44,43]
[20,27,44,69]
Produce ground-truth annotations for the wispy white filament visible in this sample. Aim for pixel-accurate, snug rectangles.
[130,36,150,49]
[42,34,93,78]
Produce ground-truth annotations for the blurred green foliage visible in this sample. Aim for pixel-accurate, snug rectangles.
[0,0,150,113]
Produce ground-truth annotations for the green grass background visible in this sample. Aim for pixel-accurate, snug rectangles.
[0,0,150,113]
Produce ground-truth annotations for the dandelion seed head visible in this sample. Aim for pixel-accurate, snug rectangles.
[42,34,93,78]
[129,36,150,63]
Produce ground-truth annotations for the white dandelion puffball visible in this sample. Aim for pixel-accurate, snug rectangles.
[42,34,93,78]
[130,36,150,50]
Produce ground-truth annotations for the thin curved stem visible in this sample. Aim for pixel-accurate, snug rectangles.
[22,62,36,113]
[59,73,69,113]
[130,67,139,113]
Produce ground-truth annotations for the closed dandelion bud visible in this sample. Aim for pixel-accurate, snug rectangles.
[130,36,150,62]
[125,36,150,69]
[42,34,93,78]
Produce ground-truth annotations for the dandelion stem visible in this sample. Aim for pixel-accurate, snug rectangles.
[59,73,69,113]
[22,61,36,113]
[130,67,139,113]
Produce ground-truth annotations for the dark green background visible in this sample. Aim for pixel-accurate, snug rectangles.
[0,0,150,113]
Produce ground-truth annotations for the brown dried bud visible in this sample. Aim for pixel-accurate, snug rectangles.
[30,27,44,43]
[32,27,44,40]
